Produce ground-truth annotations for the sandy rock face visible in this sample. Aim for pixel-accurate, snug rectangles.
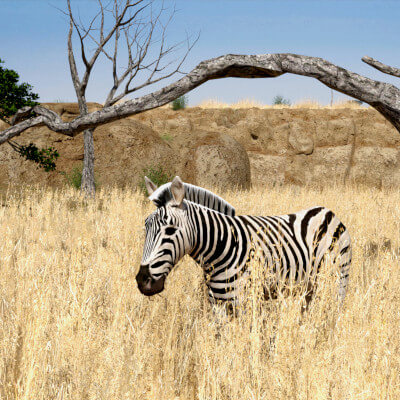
[0,106,251,191]
[350,146,400,188]
[142,107,400,189]
[2,104,400,190]
[288,122,314,155]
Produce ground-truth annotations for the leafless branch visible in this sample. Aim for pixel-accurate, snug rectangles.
[11,105,62,125]
[67,0,84,110]
[3,53,400,146]
[76,0,197,107]
[66,0,198,109]
[362,56,400,78]
[66,0,149,108]
[113,32,199,104]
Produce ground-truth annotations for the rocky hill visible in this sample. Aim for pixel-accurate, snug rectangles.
[1,103,399,191]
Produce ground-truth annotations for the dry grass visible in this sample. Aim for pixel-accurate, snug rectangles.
[1,184,400,399]
[197,98,366,109]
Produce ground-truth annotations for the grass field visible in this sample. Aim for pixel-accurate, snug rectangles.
[1,184,399,399]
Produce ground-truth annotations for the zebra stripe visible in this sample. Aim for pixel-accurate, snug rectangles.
[138,194,352,305]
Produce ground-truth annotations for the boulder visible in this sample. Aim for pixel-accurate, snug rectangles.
[92,120,176,187]
[172,130,251,190]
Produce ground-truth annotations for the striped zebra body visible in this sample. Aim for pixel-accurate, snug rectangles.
[136,177,351,305]
[188,203,351,303]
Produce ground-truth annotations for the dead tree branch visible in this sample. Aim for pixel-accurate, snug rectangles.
[362,56,400,78]
[2,53,400,144]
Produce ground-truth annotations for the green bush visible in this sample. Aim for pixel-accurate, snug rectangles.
[160,133,173,142]
[272,95,291,106]
[140,165,173,196]
[63,165,82,189]
[171,95,188,111]
[61,165,99,190]
[8,141,59,172]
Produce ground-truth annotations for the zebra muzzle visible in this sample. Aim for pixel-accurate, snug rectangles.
[136,264,166,296]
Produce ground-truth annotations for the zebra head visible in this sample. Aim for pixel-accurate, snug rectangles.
[136,176,192,296]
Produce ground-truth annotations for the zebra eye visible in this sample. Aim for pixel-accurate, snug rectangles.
[165,227,177,235]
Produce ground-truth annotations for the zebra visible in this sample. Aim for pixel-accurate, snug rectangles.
[136,176,351,307]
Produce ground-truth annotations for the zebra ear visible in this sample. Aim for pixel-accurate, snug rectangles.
[145,176,158,196]
[171,176,185,206]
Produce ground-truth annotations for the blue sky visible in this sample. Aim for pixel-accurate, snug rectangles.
[1,0,399,105]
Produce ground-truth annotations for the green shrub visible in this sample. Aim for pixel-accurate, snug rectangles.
[8,141,59,172]
[348,99,363,106]
[272,95,291,106]
[160,133,173,142]
[171,95,188,110]
[61,165,99,190]
[140,165,173,196]
[63,165,82,189]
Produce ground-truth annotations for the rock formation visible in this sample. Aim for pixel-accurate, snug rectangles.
[1,104,400,191]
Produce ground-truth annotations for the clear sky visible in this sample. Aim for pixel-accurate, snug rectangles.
[1,0,399,106]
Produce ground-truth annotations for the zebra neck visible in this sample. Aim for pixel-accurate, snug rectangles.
[187,204,248,273]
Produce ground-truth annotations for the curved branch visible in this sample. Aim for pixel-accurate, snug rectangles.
[1,117,48,144]
[2,52,400,144]
[362,56,400,78]
[11,105,62,125]
[0,105,70,144]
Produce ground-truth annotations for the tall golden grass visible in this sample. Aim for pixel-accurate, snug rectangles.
[1,184,399,399]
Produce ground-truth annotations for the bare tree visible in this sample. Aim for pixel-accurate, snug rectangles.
[2,52,400,189]
[63,0,196,195]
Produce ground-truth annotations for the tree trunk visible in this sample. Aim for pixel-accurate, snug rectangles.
[81,127,95,196]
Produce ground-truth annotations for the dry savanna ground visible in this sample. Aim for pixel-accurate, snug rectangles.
[1,184,400,399]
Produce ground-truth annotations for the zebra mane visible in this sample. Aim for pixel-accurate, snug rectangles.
[149,182,236,216]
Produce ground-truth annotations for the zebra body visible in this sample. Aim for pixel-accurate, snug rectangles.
[189,203,350,303]
[136,177,351,305]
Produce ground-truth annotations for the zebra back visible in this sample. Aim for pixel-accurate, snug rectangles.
[149,182,236,216]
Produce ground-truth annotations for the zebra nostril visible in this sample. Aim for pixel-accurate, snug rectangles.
[136,264,151,285]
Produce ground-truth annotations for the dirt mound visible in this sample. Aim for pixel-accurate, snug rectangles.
[0,118,176,189]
